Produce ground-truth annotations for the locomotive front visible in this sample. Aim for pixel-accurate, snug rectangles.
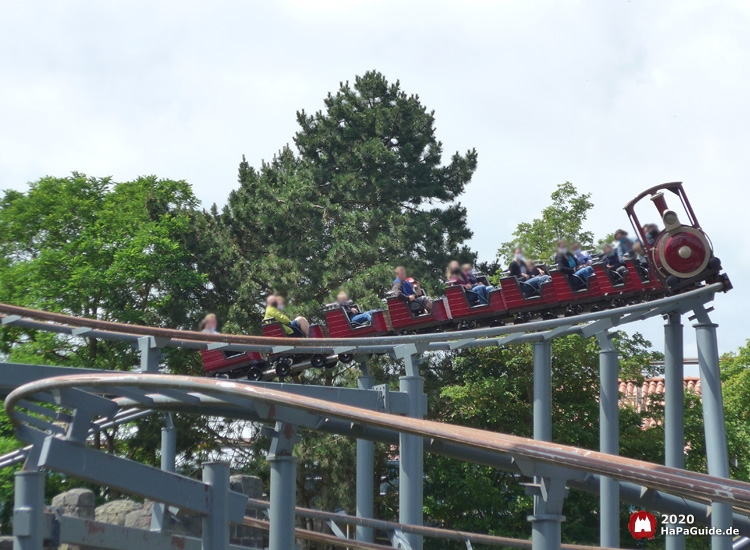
[624,182,729,290]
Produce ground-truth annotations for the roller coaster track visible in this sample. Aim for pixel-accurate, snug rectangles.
[0,282,738,550]
[0,282,723,356]
[6,372,747,510]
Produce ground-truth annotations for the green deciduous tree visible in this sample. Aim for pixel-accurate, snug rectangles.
[498,182,595,264]
[0,174,219,518]
[422,334,661,546]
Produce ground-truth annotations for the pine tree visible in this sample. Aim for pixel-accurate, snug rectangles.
[216,71,478,328]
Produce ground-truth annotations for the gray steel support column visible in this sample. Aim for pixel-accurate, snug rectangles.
[694,308,732,550]
[665,312,685,550]
[597,332,620,549]
[13,470,45,550]
[533,340,553,442]
[202,461,230,550]
[268,422,298,550]
[530,340,565,550]
[356,360,375,543]
[151,413,177,531]
[399,353,424,550]
[138,336,161,373]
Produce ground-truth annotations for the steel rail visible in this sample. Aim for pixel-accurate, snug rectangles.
[0,283,722,351]
[242,498,622,550]
[6,373,749,510]
[241,516,404,550]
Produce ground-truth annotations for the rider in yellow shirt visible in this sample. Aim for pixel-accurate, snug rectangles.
[264,295,309,336]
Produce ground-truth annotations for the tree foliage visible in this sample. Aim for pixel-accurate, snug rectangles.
[498,182,594,264]
[0,174,220,529]
[202,71,478,330]
[422,334,662,546]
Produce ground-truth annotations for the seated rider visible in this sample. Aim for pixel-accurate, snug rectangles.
[602,243,629,281]
[525,259,552,285]
[631,241,650,279]
[409,277,426,297]
[555,240,595,287]
[336,291,377,326]
[392,266,432,314]
[631,241,649,267]
[642,223,660,246]
[199,313,219,334]
[571,241,593,265]
[464,263,495,295]
[264,294,309,337]
[509,248,551,295]
[447,260,490,304]
[614,229,635,261]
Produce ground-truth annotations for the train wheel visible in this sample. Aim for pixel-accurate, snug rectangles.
[339,353,354,364]
[246,366,263,381]
[274,358,292,377]
[311,354,327,369]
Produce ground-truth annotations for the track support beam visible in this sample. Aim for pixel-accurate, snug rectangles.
[151,412,177,531]
[694,306,732,550]
[268,422,299,550]
[201,461,230,550]
[597,331,620,549]
[530,340,566,550]
[13,470,45,550]
[664,312,686,550]
[356,359,375,543]
[399,353,425,550]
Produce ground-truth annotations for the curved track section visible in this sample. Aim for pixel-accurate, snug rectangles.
[0,283,723,355]
[6,373,749,509]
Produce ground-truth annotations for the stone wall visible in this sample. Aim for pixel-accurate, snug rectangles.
[42,474,265,549]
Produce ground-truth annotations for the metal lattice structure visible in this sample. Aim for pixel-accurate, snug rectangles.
[0,282,739,550]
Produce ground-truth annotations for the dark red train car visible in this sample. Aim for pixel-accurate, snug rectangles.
[386,295,452,333]
[548,270,605,313]
[201,349,267,379]
[261,321,341,377]
[590,264,641,301]
[444,285,507,327]
[324,305,392,337]
[497,275,560,319]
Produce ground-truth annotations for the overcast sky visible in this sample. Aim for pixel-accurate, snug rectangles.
[2,0,749,360]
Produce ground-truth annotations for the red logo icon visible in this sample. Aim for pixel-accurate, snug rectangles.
[628,510,657,539]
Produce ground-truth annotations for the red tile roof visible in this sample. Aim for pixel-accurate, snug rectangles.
[619,377,702,427]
